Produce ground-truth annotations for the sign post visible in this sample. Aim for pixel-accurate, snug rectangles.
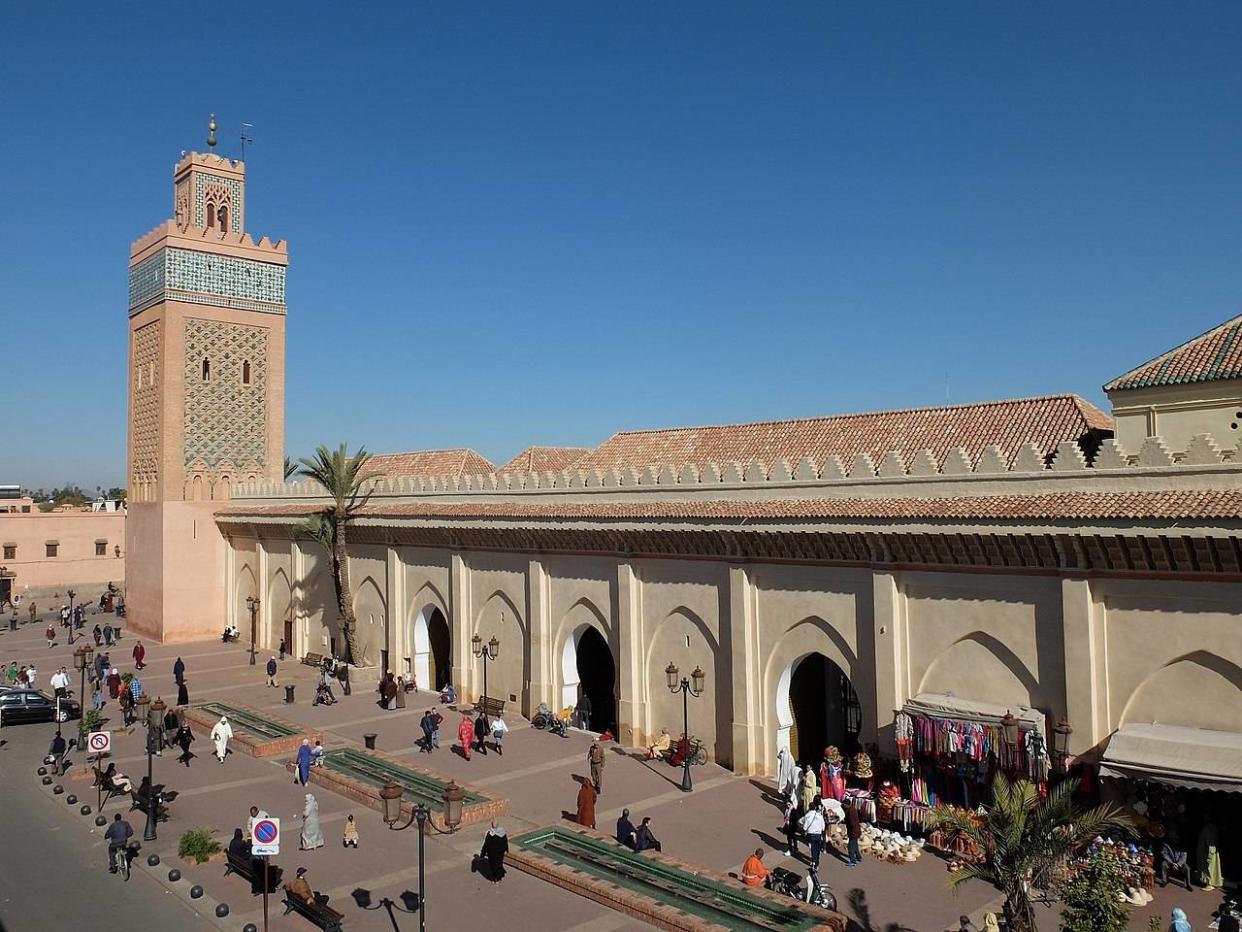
[87,731,111,809]
[252,817,280,932]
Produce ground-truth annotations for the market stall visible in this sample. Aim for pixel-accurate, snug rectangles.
[894,693,1050,809]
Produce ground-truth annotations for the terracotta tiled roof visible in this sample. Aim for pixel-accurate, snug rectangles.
[573,395,1113,473]
[223,489,1242,523]
[500,446,592,474]
[1105,314,1242,391]
[364,449,496,479]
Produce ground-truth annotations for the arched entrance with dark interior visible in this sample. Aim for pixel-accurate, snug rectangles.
[412,606,452,691]
[782,653,862,765]
[561,625,617,735]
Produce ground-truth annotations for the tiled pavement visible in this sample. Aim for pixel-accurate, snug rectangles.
[1,611,1227,931]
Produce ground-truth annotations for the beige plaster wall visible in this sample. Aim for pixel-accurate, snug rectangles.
[1110,380,1242,453]
[1,511,125,594]
[467,551,529,706]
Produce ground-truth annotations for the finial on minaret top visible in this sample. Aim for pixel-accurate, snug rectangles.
[207,113,218,148]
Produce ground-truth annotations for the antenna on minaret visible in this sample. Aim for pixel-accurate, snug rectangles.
[207,113,218,148]
[240,123,255,161]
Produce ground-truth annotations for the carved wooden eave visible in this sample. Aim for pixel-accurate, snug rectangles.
[215,513,1242,578]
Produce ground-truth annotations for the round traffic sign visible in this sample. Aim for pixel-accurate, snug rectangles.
[253,819,278,844]
[87,732,111,753]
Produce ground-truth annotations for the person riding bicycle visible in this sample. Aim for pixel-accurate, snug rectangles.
[105,813,134,872]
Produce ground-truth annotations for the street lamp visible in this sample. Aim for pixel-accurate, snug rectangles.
[665,662,706,793]
[68,588,77,630]
[142,697,166,841]
[72,643,94,739]
[380,779,465,932]
[470,631,500,720]
[245,596,260,665]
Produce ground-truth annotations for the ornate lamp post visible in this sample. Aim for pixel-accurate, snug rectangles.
[665,662,705,793]
[72,643,94,738]
[245,596,260,665]
[380,779,465,932]
[470,632,500,717]
[142,696,166,841]
[68,588,77,630]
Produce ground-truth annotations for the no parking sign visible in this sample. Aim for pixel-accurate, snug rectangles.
[87,731,111,755]
[252,817,280,856]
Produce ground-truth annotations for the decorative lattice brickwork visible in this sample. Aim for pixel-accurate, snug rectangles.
[131,320,162,499]
[183,318,267,471]
[193,172,242,231]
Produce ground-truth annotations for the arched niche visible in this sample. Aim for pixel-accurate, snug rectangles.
[1121,652,1242,732]
[353,576,386,668]
[919,631,1038,710]
[644,607,724,760]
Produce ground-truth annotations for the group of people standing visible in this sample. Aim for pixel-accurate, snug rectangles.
[456,710,509,760]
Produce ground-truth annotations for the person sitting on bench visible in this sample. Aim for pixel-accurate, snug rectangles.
[1160,835,1192,890]
[646,727,671,760]
[222,624,240,643]
[439,683,457,704]
[286,866,327,906]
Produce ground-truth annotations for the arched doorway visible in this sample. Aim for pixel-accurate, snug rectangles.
[779,653,861,765]
[561,626,616,734]
[412,606,451,691]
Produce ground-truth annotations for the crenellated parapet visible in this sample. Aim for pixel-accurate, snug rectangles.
[229,432,1242,503]
[130,220,288,260]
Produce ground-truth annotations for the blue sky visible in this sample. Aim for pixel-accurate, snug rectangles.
[2,3,1241,489]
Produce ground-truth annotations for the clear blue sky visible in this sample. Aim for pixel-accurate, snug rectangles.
[3,3,1241,489]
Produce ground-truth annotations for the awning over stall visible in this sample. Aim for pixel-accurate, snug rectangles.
[903,693,1046,735]
[1100,723,1242,794]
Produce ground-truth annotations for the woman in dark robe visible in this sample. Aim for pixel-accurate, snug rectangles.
[575,778,597,829]
[176,722,196,767]
[480,822,509,882]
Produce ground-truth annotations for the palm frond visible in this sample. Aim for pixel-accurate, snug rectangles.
[295,513,334,556]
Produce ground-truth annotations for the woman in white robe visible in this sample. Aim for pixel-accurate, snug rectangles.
[300,793,324,850]
[776,747,796,800]
[209,715,233,763]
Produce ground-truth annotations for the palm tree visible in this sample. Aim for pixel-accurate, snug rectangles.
[283,455,298,481]
[934,774,1131,932]
[295,444,381,665]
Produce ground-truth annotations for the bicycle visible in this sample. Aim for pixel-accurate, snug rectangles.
[112,843,132,881]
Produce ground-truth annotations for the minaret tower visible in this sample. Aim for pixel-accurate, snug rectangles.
[125,116,288,641]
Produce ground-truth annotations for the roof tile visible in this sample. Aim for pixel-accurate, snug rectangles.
[365,449,495,479]
[1105,314,1242,391]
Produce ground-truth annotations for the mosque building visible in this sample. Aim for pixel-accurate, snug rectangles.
[126,133,1242,818]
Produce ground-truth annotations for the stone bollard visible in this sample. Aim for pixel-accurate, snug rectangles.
[189,884,203,899]
[168,868,181,882]
[364,733,377,750]
[284,685,295,704]
[147,854,160,867]
[215,904,229,918]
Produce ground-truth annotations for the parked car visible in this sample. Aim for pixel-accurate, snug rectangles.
[0,688,80,726]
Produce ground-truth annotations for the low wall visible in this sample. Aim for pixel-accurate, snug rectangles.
[181,703,319,759]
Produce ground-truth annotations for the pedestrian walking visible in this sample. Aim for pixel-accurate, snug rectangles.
[800,801,826,871]
[474,710,490,756]
[28,601,37,624]
[210,715,233,763]
[296,739,313,786]
[278,638,286,662]
[588,740,605,794]
[265,656,278,688]
[799,764,818,813]
[480,822,509,882]
[46,623,56,649]
[458,714,475,761]
[177,679,189,707]
[173,657,185,685]
[300,793,324,850]
[107,666,121,699]
[491,714,509,756]
[430,708,442,748]
[92,624,102,646]
[176,722,195,767]
[103,623,113,646]
[50,667,70,699]
[419,710,434,753]
[132,641,145,670]
[25,664,36,689]
[844,796,862,866]
[576,693,592,730]
[777,746,796,800]
[129,674,143,701]
[781,795,801,858]
[575,778,597,829]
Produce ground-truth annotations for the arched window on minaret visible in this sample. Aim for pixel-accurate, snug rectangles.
[207,203,216,229]
[217,204,229,233]
[242,360,251,385]
[202,358,211,381]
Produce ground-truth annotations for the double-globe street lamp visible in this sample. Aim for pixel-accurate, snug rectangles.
[379,779,465,932]
[665,662,706,793]
[135,695,166,841]
[245,595,260,665]
[470,632,500,719]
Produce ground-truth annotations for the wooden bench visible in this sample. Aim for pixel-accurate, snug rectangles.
[301,652,324,668]
[476,695,506,718]
[129,789,168,821]
[225,849,282,892]
[282,888,344,931]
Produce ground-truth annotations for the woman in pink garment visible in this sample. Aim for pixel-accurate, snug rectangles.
[458,714,476,761]
[822,746,846,802]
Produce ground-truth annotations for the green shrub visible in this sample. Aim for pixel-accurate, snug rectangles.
[1059,848,1131,932]
[178,828,222,864]
[1147,917,1161,932]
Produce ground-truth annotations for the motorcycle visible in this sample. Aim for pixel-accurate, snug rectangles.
[765,866,836,911]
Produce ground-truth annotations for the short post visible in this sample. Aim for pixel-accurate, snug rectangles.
[262,855,269,932]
